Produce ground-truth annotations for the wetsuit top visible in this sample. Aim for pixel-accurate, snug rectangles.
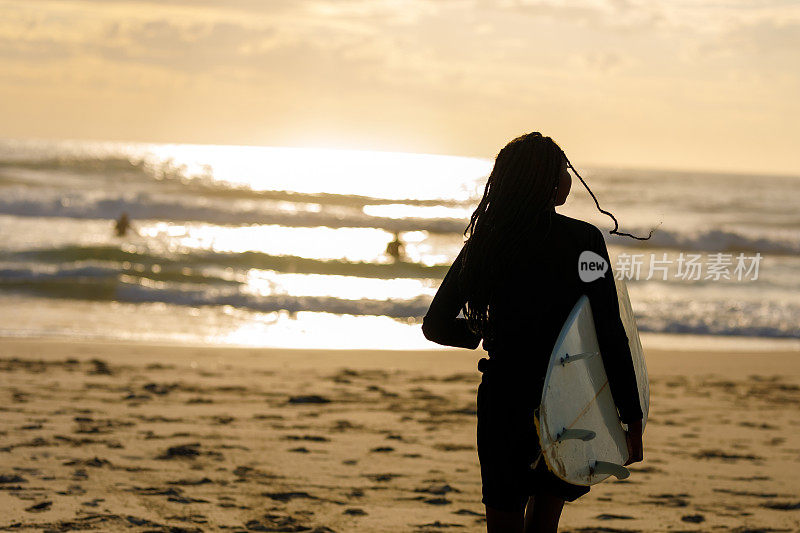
[422,212,644,424]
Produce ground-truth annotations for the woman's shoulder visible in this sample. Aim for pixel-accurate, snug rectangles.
[551,212,603,240]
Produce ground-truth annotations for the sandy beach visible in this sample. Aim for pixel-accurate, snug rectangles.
[0,337,798,532]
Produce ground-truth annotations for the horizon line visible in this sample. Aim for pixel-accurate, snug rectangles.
[2,134,798,181]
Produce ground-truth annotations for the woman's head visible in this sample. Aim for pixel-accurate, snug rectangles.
[461,132,570,260]
[481,132,569,222]
[457,131,655,339]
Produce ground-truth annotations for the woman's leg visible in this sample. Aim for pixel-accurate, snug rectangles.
[486,504,524,533]
[523,494,564,533]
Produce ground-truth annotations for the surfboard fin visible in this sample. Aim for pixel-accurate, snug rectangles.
[590,461,630,480]
[559,351,599,365]
[556,428,596,442]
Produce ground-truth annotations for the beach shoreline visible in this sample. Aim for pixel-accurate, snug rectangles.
[1,337,798,532]
[1,335,798,372]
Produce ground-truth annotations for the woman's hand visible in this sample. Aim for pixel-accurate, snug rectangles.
[623,418,644,466]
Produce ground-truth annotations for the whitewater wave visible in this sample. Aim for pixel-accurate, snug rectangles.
[1,192,798,254]
[606,226,800,255]
[0,154,159,177]
[635,300,800,340]
[0,270,432,319]
[2,266,797,339]
[2,246,451,279]
[0,193,468,234]
[0,264,241,287]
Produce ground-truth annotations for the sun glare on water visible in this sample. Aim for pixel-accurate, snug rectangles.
[144,144,491,201]
[100,143,490,349]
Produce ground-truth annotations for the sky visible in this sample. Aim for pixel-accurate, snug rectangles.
[1,0,798,175]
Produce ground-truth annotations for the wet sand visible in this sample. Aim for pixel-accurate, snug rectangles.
[0,337,798,532]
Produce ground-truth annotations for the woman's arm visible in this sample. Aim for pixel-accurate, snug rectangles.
[585,227,644,425]
[422,245,482,349]
[624,418,644,465]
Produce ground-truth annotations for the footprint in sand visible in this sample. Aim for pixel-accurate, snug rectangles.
[167,477,213,486]
[143,382,178,395]
[284,434,330,442]
[364,473,401,482]
[55,484,86,496]
[433,443,473,452]
[288,394,331,404]
[693,449,763,461]
[168,494,210,504]
[644,493,690,507]
[63,457,111,468]
[25,501,52,513]
[762,501,800,510]
[370,446,394,453]
[713,488,780,498]
[420,497,451,505]
[681,514,705,523]
[157,443,202,459]
[415,483,460,496]
[88,359,112,375]
[596,514,634,520]
[414,520,464,529]
[263,491,318,503]
[245,514,312,531]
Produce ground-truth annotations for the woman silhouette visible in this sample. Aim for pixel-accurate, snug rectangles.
[422,133,648,533]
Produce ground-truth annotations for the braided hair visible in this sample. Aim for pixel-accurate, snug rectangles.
[457,132,655,339]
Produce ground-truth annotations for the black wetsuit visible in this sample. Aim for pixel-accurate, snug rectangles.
[422,212,643,511]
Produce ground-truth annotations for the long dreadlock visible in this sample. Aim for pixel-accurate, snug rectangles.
[457,132,656,340]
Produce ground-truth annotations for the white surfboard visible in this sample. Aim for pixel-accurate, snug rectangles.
[533,277,648,486]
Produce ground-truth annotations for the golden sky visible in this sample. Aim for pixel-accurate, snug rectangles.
[1,0,798,174]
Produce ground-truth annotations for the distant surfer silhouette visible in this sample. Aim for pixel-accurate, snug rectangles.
[385,231,405,261]
[114,212,135,237]
[423,133,654,533]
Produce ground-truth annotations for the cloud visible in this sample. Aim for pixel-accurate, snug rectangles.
[480,0,666,32]
[726,18,800,54]
[577,51,629,73]
[0,37,75,62]
[95,20,279,71]
[0,0,798,174]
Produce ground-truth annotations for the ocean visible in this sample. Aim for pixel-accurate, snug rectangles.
[0,139,798,350]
